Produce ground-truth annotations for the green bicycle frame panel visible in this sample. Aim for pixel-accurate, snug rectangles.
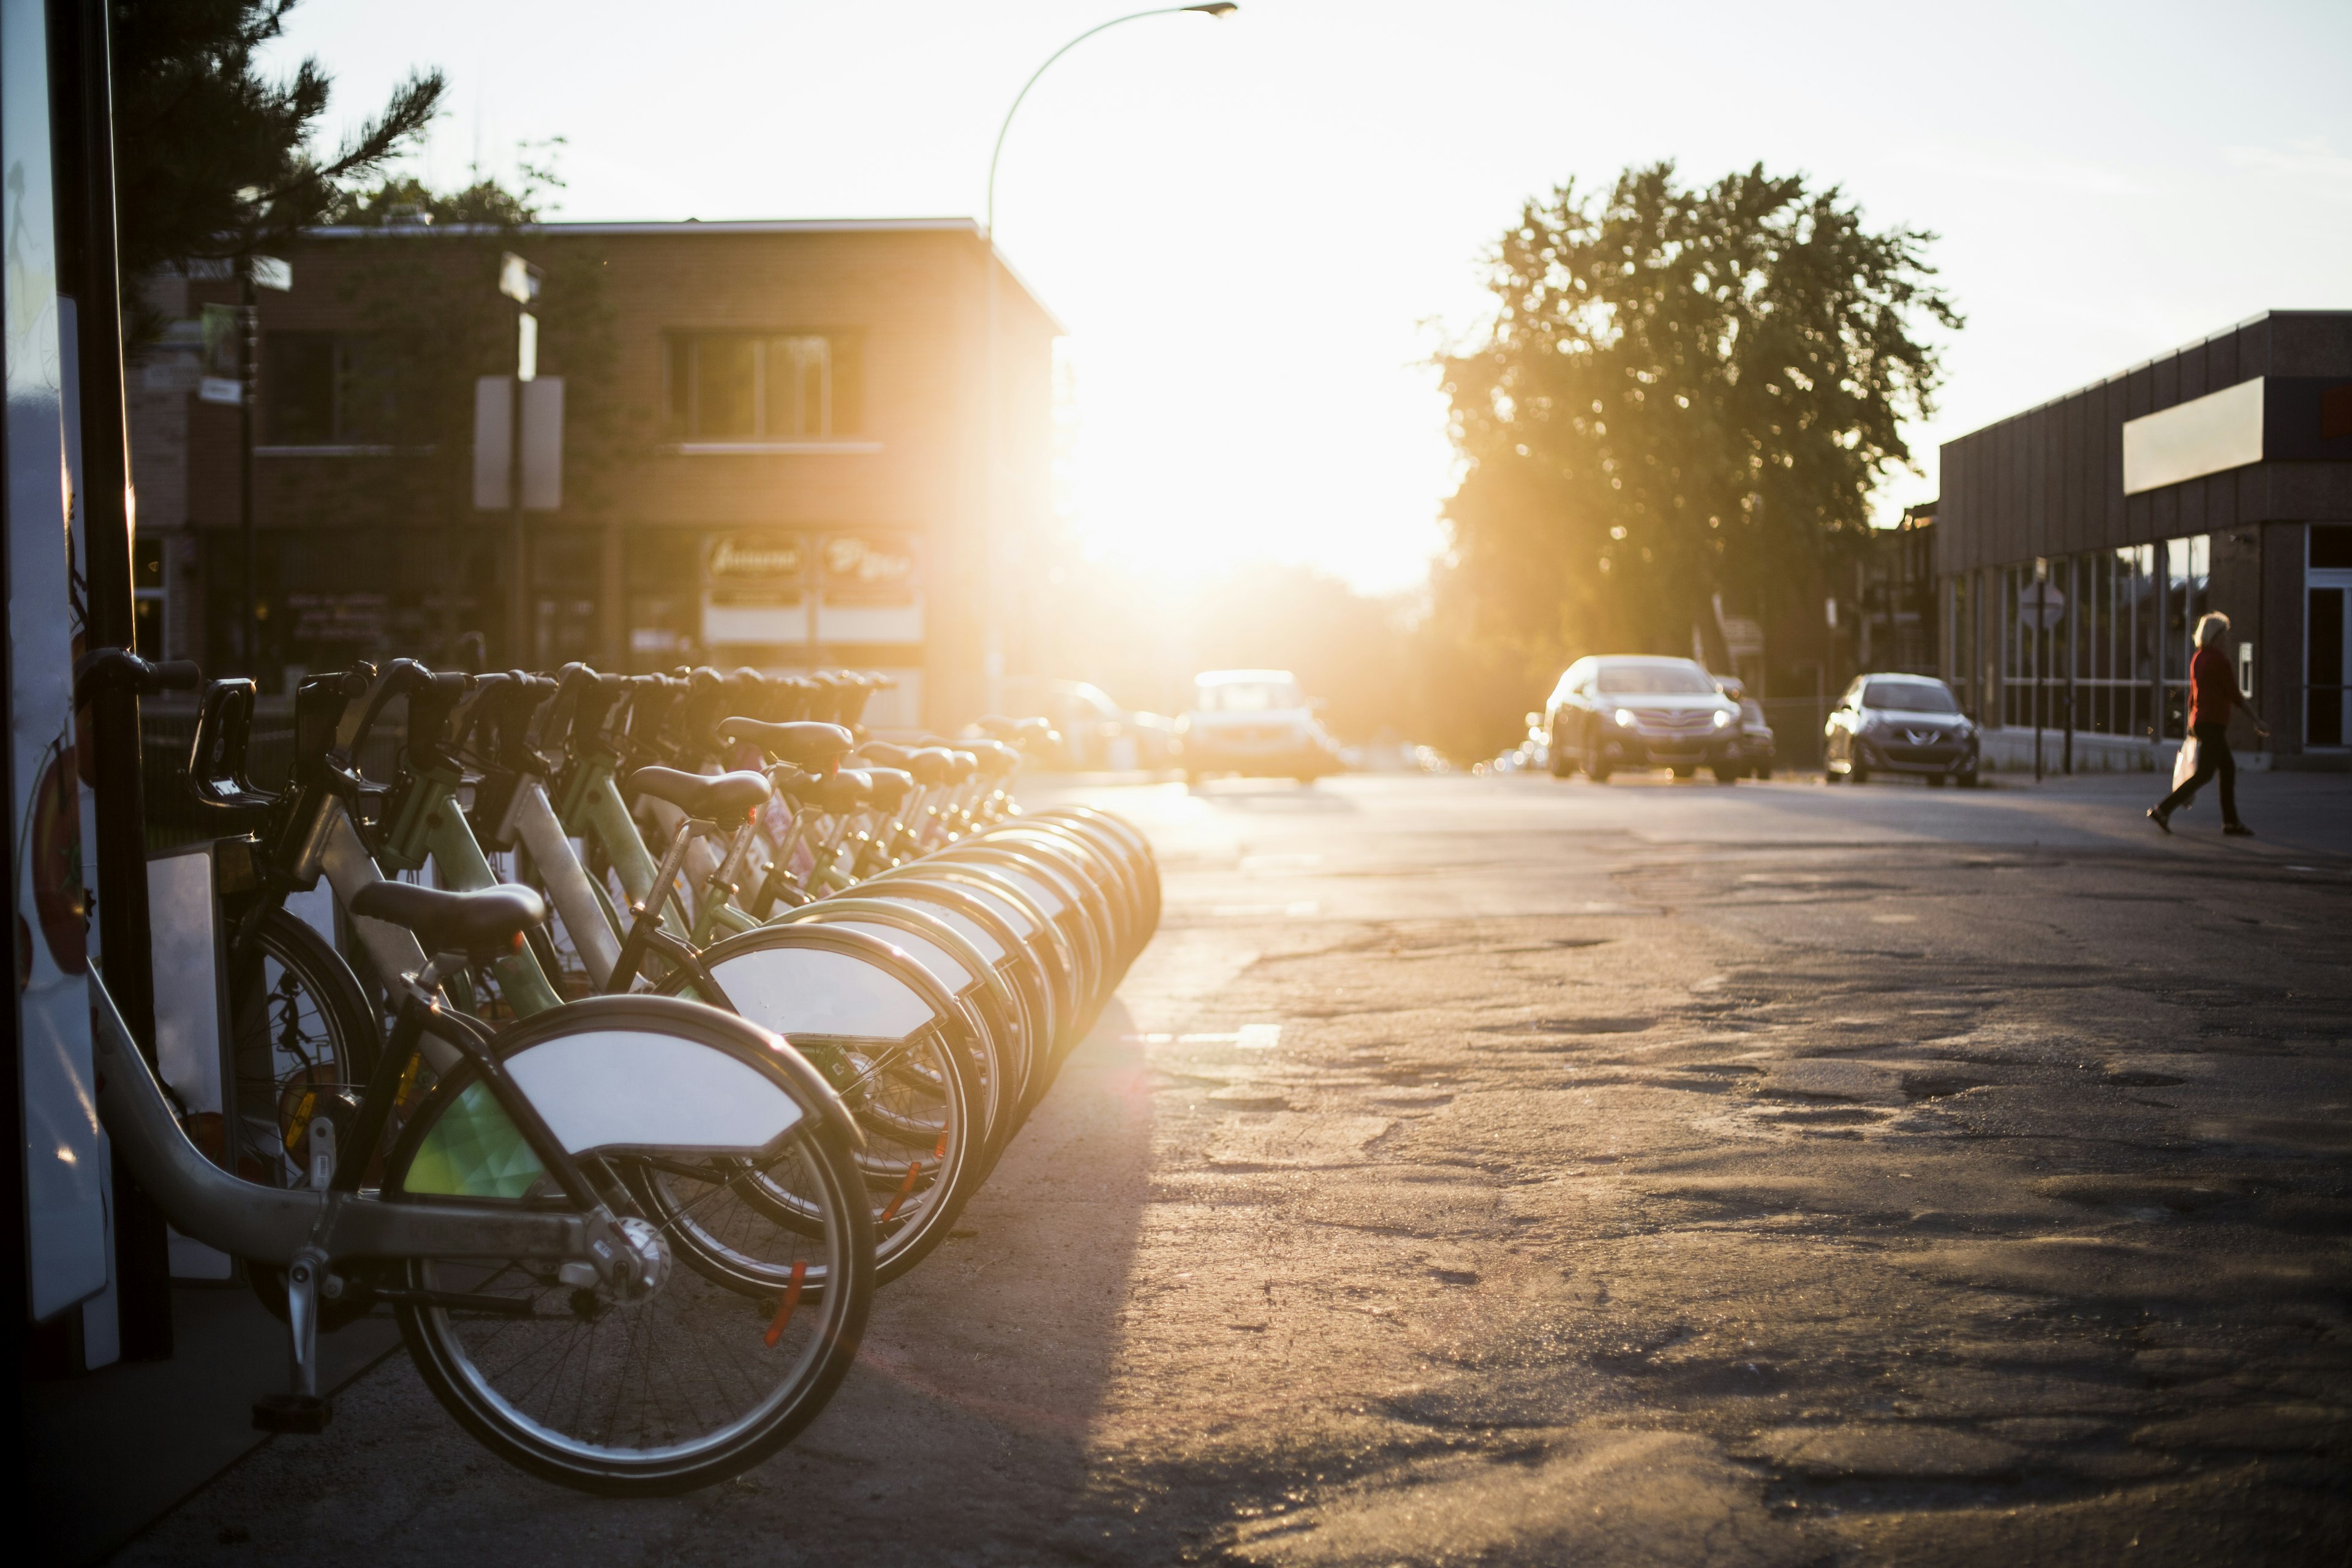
[560,758,691,940]
[379,760,567,1017]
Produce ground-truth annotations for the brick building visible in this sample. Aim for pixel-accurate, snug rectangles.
[129,218,1061,730]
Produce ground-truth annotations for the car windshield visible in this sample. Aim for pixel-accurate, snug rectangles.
[1197,682,1300,713]
[1864,679,1961,714]
[1594,664,1717,696]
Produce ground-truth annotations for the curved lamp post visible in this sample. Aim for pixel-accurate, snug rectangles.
[977,2,1237,715]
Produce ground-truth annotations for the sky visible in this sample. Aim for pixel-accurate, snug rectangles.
[262,0,2352,596]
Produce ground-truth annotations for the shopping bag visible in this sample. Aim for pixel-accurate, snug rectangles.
[2171,736,2199,791]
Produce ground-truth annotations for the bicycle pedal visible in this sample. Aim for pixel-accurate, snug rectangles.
[252,1393,334,1434]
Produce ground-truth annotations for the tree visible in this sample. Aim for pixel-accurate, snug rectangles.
[1425,161,1958,757]
[111,0,442,347]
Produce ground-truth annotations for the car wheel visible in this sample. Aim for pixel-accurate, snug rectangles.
[1548,747,1572,778]
[1850,765,1870,785]
[1587,760,1612,783]
[1755,766,1773,781]
[1823,766,1841,785]
[1928,774,1947,788]
[1671,765,1695,780]
[1711,765,1740,784]
[1955,769,1978,790]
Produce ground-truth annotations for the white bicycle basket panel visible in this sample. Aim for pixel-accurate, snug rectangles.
[993,869,1067,918]
[872,900,1005,964]
[954,884,1038,939]
[821,922,973,995]
[712,944,941,1042]
[504,1030,804,1155]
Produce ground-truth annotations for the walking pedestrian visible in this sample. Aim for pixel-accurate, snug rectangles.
[2149,611,2268,837]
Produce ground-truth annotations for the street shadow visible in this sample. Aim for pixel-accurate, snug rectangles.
[113,991,1165,1567]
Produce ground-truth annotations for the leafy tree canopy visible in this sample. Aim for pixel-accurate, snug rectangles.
[1425,161,1958,755]
[113,0,442,342]
[323,141,567,227]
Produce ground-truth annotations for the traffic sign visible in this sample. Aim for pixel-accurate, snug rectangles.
[2018,581,2067,630]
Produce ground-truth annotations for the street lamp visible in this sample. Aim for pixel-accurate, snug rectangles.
[977,2,1238,715]
[986,4,1239,238]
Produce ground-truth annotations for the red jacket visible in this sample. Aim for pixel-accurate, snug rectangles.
[2187,644,2234,730]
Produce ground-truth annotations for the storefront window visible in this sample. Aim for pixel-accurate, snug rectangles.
[2069,546,2160,737]
[2162,535,2209,740]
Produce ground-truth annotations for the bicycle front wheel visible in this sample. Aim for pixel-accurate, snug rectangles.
[383,997,874,1494]
[229,904,382,1186]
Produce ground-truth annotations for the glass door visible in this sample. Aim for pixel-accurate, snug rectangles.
[2312,585,2348,748]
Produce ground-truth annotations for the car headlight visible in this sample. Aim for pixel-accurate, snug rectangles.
[1711,709,1732,728]
[1612,707,1638,728]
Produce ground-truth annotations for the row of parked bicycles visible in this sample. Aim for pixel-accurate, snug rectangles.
[88,652,1156,1494]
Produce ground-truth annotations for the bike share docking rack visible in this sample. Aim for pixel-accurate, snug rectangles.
[97,653,1158,1494]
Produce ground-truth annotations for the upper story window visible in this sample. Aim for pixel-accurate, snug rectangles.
[262,331,395,447]
[665,332,863,442]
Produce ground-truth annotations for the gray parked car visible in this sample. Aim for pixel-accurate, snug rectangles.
[1545,655,1744,782]
[1823,674,1980,786]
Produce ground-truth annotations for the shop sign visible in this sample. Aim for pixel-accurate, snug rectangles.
[287,592,389,643]
[821,533,917,606]
[707,533,807,597]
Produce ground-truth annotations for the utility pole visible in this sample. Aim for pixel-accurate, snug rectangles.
[239,256,258,676]
[499,252,541,666]
[2032,568,2047,782]
[2062,568,2075,777]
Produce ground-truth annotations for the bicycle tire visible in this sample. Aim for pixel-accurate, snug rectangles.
[671,924,985,1286]
[228,905,383,1185]
[384,996,874,1495]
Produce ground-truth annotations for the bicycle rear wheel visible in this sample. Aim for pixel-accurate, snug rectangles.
[383,997,873,1494]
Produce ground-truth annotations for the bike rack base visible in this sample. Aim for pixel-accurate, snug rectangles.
[251,1394,334,1434]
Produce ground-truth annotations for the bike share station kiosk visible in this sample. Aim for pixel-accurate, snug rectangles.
[7,3,393,1556]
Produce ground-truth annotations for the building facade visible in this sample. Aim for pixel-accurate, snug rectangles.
[129,218,1061,731]
[1934,310,2352,770]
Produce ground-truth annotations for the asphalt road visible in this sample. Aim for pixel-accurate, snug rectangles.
[123,769,2352,1566]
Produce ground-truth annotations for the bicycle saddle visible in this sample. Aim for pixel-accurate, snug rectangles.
[764,766,826,807]
[904,748,954,787]
[720,718,855,771]
[968,739,1020,778]
[807,769,873,814]
[350,882,548,960]
[940,749,979,785]
[860,767,916,810]
[624,766,772,821]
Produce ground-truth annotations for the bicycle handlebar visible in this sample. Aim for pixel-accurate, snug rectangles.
[74,648,200,709]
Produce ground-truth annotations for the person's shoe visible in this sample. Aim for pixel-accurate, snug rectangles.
[2147,807,2172,834]
[2223,822,2254,837]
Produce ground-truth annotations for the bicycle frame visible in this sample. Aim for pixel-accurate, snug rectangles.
[91,963,601,1426]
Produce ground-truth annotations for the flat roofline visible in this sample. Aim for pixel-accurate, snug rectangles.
[1947,309,2352,446]
[296,217,1065,332]
[304,217,982,239]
